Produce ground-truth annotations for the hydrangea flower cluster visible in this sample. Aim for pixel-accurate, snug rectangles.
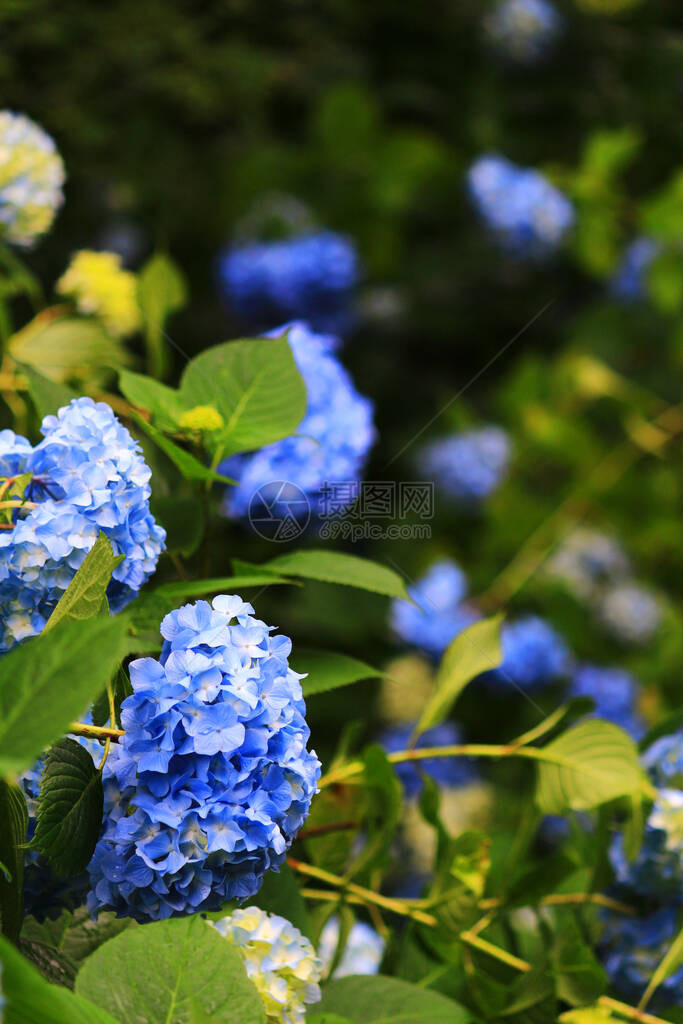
[570,664,645,739]
[0,111,65,247]
[600,908,683,1012]
[601,732,683,1009]
[546,527,630,601]
[318,917,385,979]
[380,721,477,799]
[219,231,358,336]
[598,583,661,645]
[484,0,561,63]
[610,237,659,301]
[87,595,321,921]
[421,426,511,503]
[223,322,375,522]
[390,559,481,658]
[0,398,165,652]
[56,250,141,338]
[467,154,574,258]
[211,908,322,1024]
[480,616,570,692]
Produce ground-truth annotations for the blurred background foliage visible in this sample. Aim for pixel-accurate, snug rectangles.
[0,0,681,755]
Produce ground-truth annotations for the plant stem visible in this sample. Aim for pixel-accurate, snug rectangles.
[459,929,531,972]
[477,892,635,915]
[597,996,672,1024]
[70,722,124,740]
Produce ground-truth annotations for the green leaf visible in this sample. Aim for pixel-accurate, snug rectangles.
[0,934,119,1024]
[415,615,503,737]
[0,781,28,942]
[552,922,607,1006]
[641,169,683,244]
[91,664,132,729]
[316,975,472,1023]
[559,1008,618,1023]
[137,253,187,376]
[75,915,266,1024]
[309,1016,356,1024]
[43,533,123,632]
[262,550,410,599]
[0,613,130,776]
[119,368,184,432]
[31,737,103,877]
[21,365,77,419]
[636,923,683,1012]
[20,905,134,981]
[535,719,654,815]
[348,744,402,878]
[294,649,384,697]
[179,335,307,457]
[150,495,205,556]
[130,411,235,484]
[10,315,127,383]
[246,862,314,941]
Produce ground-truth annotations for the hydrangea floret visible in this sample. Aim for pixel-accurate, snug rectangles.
[211,907,322,1024]
[389,559,481,658]
[484,0,561,63]
[421,426,511,503]
[0,397,165,652]
[570,664,645,738]
[87,595,321,921]
[56,250,141,338]
[0,111,65,247]
[380,721,477,798]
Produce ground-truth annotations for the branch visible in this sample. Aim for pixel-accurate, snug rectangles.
[69,721,124,740]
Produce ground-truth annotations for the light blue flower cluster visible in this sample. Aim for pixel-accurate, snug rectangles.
[87,595,321,922]
[318,917,385,978]
[0,111,65,247]
[0,398,165,652]
[611,237,659,301]
[218,231,358,335]
[484,0,561,63]
[223,322,375,522]
[570,664,645,739]
[599,583,661,645]
[547,527,630,601]
[644,731,683,789]
[467,154,574,258]
[390,559,481,658]
[421,426,511,503]
[481,615,570,692]
[610,788,683,903]
[600,908,683,1011]
[380,721,477,798]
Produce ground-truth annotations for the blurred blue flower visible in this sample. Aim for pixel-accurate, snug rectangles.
[222,322,375,523]
[611,237,659,301]
[570,664,645,739]
[643,731,683,790]
[480,616,570,692]
[87,595,321,922]
[218,231,359,335]
[599,583,661,645]
[600,907,683,1011]
[546,527,630,601]
[467,154,574,258]
[0,398,165,652]
[421,426,511,503]
[318,917,385,978]
[485,0,561,63]
[389,559,481,658]
[610,789,683,904]
[380,721,477,798]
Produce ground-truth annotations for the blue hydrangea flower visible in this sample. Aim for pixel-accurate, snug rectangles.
[0,111,65,247]
[611,237,659,301]
[421,427,511,503]
[643,731,683,790]
[467,154,574,258]
[380,721,477,799]
[610,789,683,904]
[318,917,385,979]
[484,0,561,63]
[600,907,683,1011]
[480,616,570,692]
[87,595,321,922]
[599,583,661,645]
[546,527,630,601]
[570,664,645,739]
[222,322,375,523]
[212,907,322,1024]
[218,231,359,336]
[0,398,166,652]
[389,559,481,658]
